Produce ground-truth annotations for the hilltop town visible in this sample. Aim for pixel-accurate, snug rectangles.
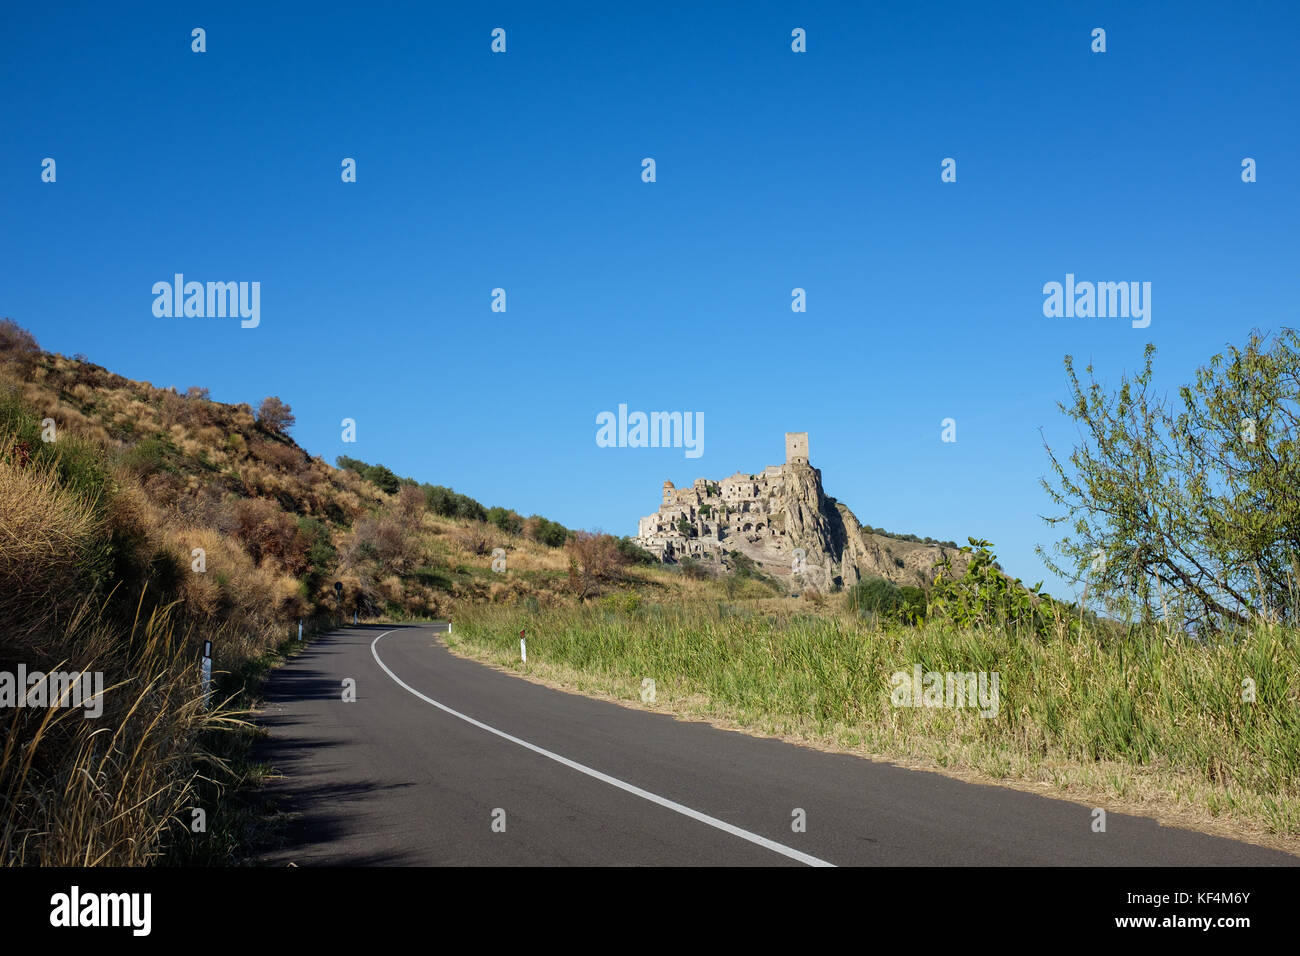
[634,433,964,592]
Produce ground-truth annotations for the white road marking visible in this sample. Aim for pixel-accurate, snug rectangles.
[370,627,836,867]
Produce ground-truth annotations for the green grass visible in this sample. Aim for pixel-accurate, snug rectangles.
[449,601,1300,840]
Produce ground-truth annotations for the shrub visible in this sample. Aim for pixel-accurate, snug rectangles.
[678,556,709,580]
[847,577,901,619]
[897,585,927,624]
[228,497,307,570]
[524,514,568,548]
[420,483,487,521]
[725,550,782,594]
[366,463,401,495]
[929,539,1049,634]
[451,523,496,557]
[351,514,418,574]
[296,516,336,590]
[487,506,523,535]
[254,439,306,474]
[256,396,294,434]
[396,483,425,521]
[615,536,657,565]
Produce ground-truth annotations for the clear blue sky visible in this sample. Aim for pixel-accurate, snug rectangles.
[3,1,1297,598]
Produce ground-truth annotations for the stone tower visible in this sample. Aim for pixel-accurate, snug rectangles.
[785,432,809,465]
[661,480,675,505]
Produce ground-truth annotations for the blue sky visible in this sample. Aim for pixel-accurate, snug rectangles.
[3,1,1297,597]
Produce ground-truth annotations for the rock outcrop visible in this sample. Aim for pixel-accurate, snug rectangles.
[634,433,965,592]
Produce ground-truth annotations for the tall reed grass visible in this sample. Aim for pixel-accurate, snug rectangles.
[452,601,1300,836]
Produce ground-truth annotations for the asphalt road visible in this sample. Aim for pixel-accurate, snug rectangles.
[251,623,1297,866]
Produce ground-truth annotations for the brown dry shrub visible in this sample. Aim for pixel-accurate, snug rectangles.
[226,497,309,572]
[452,522,497,557]
[349,514,420,575]
[396,483,425,522]
[157,390,185,429]
[567,531,627,582]
[252,438,306,475]
[141,470,186,509]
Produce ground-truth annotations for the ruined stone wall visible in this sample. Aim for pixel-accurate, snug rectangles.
[632,432,968,593]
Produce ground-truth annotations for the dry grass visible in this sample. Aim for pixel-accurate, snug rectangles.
[0,434,103,627]
[0,596,249,865]
[448,599,1300,849]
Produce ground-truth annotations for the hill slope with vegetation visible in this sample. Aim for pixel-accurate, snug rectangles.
[0,318,647,864]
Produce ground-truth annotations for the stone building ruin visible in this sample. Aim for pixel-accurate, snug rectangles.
[634,432,963,593]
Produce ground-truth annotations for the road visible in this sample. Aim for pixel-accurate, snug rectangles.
[251,623,1297,866]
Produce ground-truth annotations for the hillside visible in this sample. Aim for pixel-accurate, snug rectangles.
[1,320,597,627]
[0,318,640,864]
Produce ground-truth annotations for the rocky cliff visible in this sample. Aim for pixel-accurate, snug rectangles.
[634,434,966,592]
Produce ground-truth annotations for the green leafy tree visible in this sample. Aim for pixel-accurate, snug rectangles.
[1040,330,1300,629]
[487,506,521,534]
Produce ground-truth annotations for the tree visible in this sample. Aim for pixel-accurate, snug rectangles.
[257,396,295,434]
[1040,330,1300,629]
[524,515,568,548]
[365,463,400,495]
[566,531,629,599]
[487,506,523,535]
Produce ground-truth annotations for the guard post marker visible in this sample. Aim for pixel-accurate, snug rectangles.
[201,639,213,708]
[520,628,526,663]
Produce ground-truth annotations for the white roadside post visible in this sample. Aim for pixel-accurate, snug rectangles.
[520,628,526,663]
[297,619,302,642]
[201,640,213,708]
